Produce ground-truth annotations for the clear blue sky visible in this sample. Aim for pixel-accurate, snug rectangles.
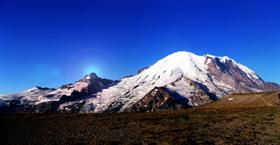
[0,0,280,94]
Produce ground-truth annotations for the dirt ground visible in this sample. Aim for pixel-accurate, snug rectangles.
[1,107,280,145]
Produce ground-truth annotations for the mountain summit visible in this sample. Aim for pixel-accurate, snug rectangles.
[82,51,279,112]
[0,51,279,112]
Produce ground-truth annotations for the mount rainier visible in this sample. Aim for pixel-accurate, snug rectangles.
[0,51,279,113]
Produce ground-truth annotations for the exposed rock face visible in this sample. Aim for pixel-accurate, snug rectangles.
[206,57,260,93]
[77,73,116,94]
[124,79,219,112]
[56,73,117,96]
[124,87,187,112]
[205,56,279,93]
[263,82,280,92]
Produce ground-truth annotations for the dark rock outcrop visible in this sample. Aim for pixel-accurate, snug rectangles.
[125,87,190,112]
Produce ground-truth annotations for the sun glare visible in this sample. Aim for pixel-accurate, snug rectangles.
[83,65,101,76]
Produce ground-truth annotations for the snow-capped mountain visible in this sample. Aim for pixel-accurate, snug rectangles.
[82,51,279,112]
[0,51,279,113]
[0,73,116,112]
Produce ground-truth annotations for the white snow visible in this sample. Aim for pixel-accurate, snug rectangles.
[23,86,40,93]
[228,97,234,101]
[0,75,94,105]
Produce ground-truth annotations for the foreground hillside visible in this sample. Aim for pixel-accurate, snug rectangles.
[203,91,280,109]
[2,107,280,145]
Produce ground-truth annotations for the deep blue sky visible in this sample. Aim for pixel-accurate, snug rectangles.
[0,0,280,94]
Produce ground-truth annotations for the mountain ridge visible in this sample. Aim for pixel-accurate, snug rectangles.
[0,51,279,113]
[82,51,279,112]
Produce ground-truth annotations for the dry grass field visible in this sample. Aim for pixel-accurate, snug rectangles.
[203,91,280,109]
[1,108,280,145]
[1,92,280,145]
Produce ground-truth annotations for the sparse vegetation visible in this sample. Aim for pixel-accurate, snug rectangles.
[2,107,280,145]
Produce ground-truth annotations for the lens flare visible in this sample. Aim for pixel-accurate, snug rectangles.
[84,65,101,76]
